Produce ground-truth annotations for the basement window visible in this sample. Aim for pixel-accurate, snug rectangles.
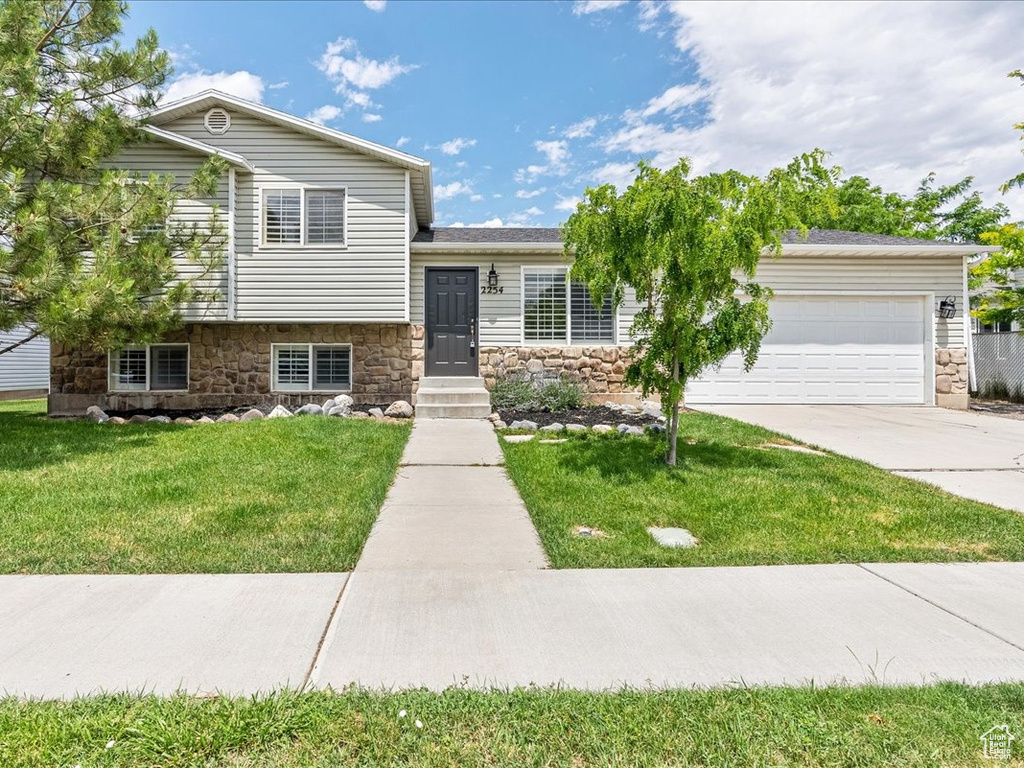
[109,344,189,392]
[272,343,351,392]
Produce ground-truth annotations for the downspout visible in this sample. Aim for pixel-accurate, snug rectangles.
[227,167,237,321]
[964,253,975,393]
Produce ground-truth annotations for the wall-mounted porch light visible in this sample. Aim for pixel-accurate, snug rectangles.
[937,295,957,319]
[487,263,499,288]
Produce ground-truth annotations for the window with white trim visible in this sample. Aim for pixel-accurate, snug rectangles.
[109,344,189,392]
[272,344,351,391]
[262,188,345,246]
[523,268,615,344]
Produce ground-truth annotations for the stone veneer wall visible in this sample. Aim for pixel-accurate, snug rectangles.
[935,346,969,410]
[49,323,423,415]
[478,345,640,403]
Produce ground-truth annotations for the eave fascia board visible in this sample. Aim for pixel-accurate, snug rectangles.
[142,125,255,172]
[410,241,565,255]
[776,243,1001,257]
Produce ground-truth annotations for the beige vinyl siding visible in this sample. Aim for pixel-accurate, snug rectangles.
[114,143,229,321]
[161,112,408,322]
[410,253,643,346]
[0,328,49,392]
[757,254,965,347]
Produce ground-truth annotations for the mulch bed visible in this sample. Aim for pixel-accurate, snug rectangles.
[497,405,662,428]
[971,399,1024,421]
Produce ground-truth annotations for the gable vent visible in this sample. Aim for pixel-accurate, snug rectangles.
[204,108,231,135]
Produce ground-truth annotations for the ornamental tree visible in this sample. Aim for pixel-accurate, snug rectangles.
[0,0,226,358]
[563,157,815,466]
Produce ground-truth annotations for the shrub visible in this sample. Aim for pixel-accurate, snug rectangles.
[977,379,1024,404]
[490,370,588,412]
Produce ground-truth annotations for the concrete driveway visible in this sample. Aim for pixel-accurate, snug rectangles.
[698,405,1024,513]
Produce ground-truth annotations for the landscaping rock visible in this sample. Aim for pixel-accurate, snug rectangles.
[321,398,336,413]
[107,416,127,425]
[488,412,502,422]
[196,416,215,424]
[592,424,614,434]
[334,394,354,408]
[128,414,150,424]
[618,423,644,436]
[215,413,238,423]
[647,423,666,434]
[327,405,350,417]
[539,438,568,444]
[267,405,292,419]
[295,403,324,417]
[349,411,370,419]
[368,407,385,419]
[540,422,564,432]
[173,417,194,425]
[150,415,172,424]
[85,405,109,423]
[565,423,588,432]
[384,400,414,418]
[493,420,507,429]
[503,434,535,443]
[648,526,699,549]
[240,408,265,422]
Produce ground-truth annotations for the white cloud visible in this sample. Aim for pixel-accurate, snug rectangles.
[268,80,289,90]
[536,140,569,168]
[637,0,662,31]
[555,195,582,212]
[492,193,503,198]
[318,37,417,90]
[593,161,639,191]
[396,136,410,147]
[448,217,505,228]
[306,105,342,125]
[470,194,484,201]
[362,113,383,122]
[563,118,597,139]
[437,137,477,156]
[516,141,571,183]
[573,0,628,15]
[598,1,1024,213]
[434,181,474,200]
[364,0,386,11]
[506,206,544,226]
[515,187,547,199]
[162,70,265,104]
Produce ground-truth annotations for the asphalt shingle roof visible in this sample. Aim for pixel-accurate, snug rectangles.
[414,227,976,247]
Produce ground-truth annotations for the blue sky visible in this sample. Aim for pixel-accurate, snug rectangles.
[124,0,1024,228]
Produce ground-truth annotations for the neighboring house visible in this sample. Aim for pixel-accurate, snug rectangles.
[48,90,995,416]
[0,328,49,401]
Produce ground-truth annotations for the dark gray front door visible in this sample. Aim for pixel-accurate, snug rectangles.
[425,268,478,376]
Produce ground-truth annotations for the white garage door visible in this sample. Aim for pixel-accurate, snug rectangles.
[685,296,927,404]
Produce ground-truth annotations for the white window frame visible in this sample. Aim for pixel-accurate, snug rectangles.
[258,184,348,249]
[520,265,618,346]
[108,343,190,393]
[271,343,353,392]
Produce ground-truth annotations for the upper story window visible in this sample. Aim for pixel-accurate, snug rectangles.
[262,188,346,246]
[522,267,616,345]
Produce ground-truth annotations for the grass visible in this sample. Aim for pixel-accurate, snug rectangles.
[0,399,410,573]
[1,684,1022,767]
[500,411,1024,568]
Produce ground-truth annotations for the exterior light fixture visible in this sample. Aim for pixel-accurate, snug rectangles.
[487,263,499,288]
[938,295,957,319]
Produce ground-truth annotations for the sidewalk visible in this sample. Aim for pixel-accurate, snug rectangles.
[3,419,1024,698]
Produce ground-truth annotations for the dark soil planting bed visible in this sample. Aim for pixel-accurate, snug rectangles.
[497,405,665,428]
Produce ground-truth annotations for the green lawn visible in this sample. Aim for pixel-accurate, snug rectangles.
[1,684,1021,767]
[0,399,409,573]
[501,412,1024,568]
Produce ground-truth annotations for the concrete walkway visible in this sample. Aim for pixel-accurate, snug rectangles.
[353,418,548,572]
[699,404,1024,513]
[5,418,1024,697]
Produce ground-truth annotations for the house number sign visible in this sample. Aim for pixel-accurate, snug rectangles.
[481,286,504,294]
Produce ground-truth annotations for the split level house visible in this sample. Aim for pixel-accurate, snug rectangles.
[48,90,996,417]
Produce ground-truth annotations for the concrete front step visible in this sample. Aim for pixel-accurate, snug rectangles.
[418,376,486,389]
[415,388,491,406]
[415,403,493,419]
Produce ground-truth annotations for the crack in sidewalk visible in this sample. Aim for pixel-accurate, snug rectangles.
[301,576,349,691]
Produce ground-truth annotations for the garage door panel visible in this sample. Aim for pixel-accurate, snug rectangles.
[686,296,926,404]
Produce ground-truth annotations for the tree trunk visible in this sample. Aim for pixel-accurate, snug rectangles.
[666,346,680,466]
